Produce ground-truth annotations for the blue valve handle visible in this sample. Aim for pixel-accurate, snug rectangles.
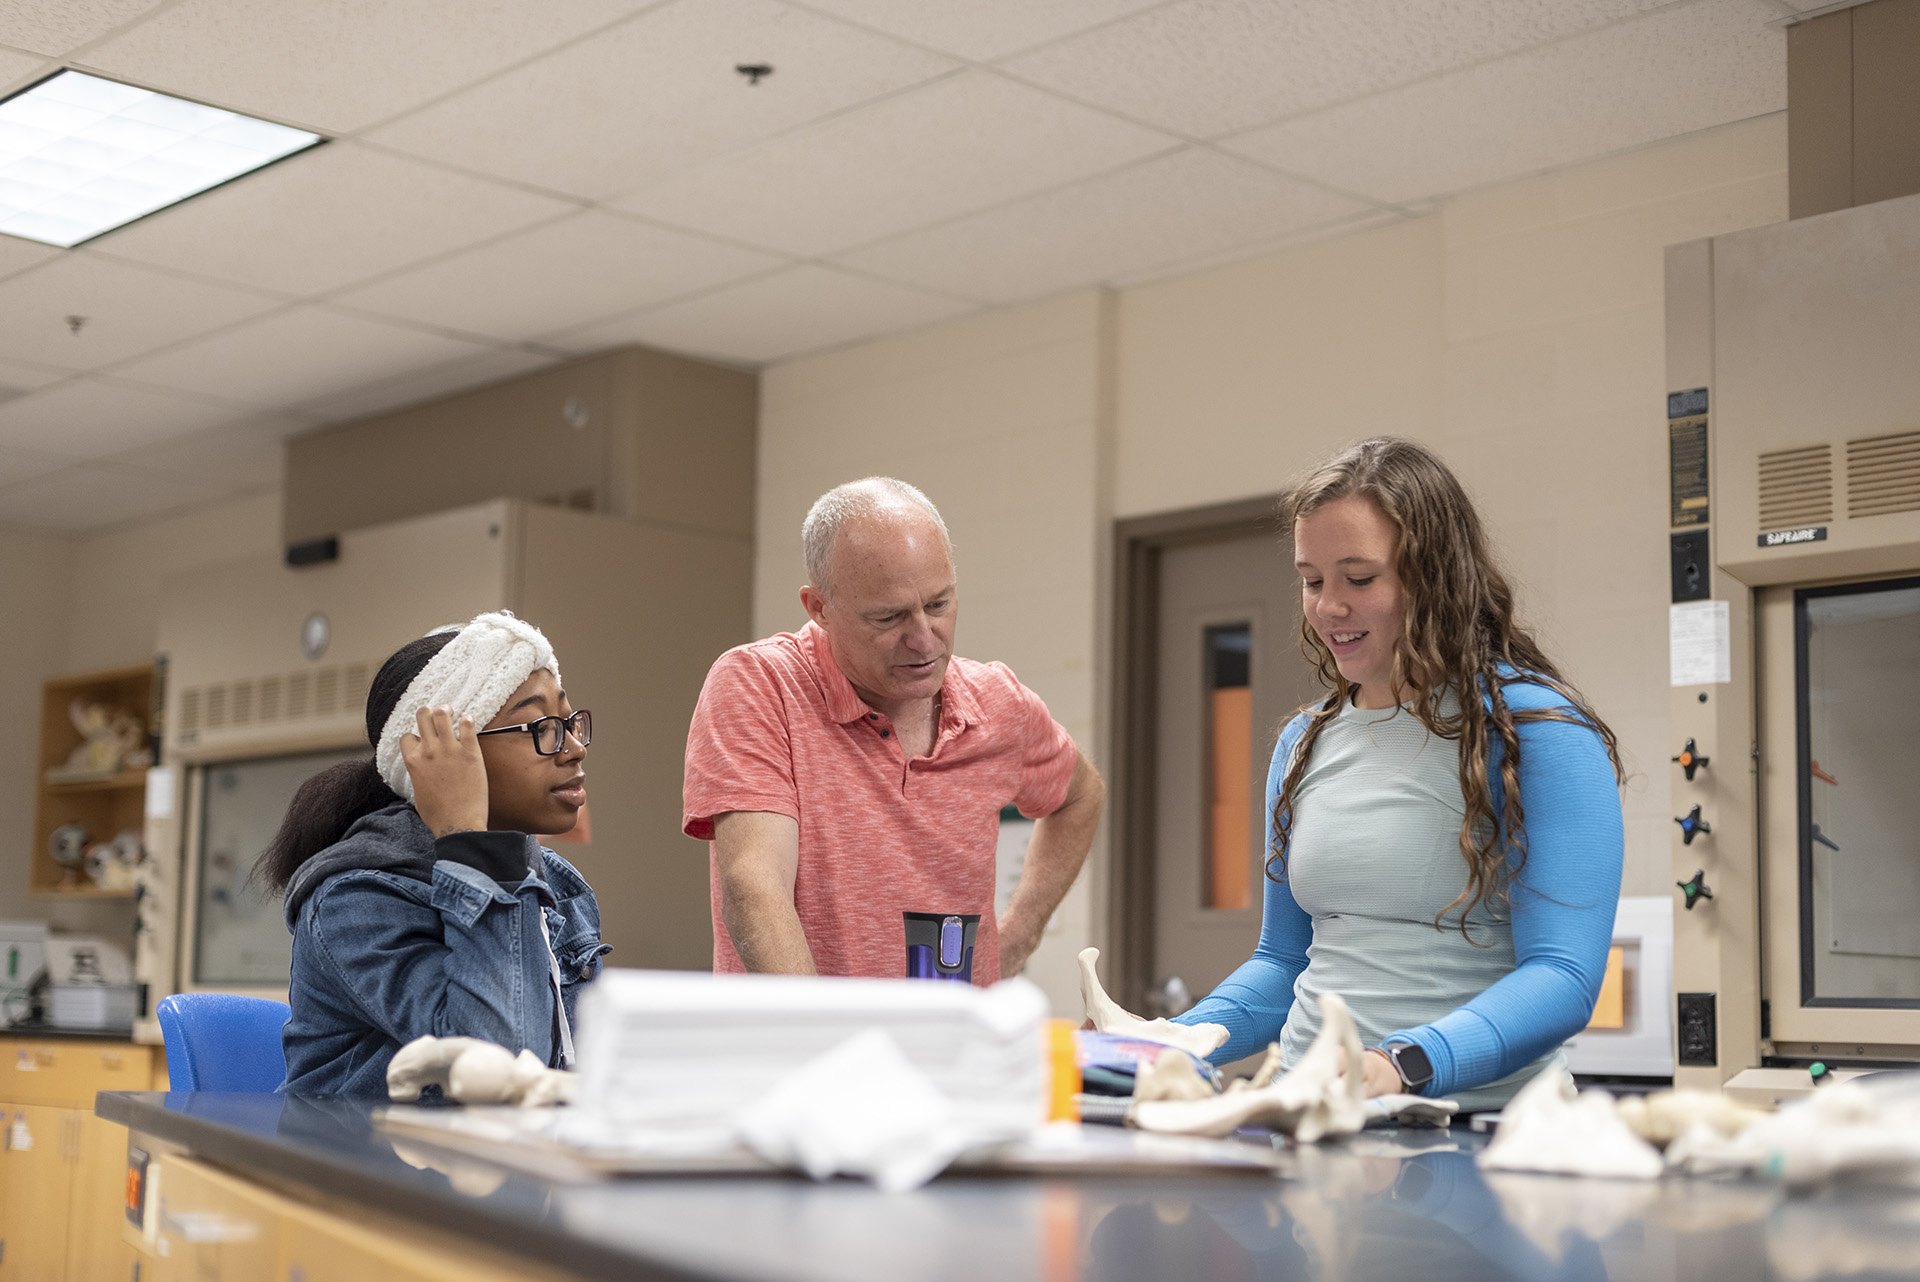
[1674,803,1711,845]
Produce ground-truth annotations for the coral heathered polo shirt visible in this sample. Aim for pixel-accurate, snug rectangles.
[682,621,1078,984]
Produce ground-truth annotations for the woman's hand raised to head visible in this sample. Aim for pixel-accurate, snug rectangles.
[402,706,489,838]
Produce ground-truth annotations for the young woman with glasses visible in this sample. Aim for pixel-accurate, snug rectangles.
[259,612,608,1097]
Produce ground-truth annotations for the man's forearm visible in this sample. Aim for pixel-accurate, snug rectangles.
[720,883,818,974]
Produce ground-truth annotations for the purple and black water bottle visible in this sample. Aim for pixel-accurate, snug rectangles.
[903,911,979,982]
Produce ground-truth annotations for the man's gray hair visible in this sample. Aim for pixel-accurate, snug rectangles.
[803,477,951,591]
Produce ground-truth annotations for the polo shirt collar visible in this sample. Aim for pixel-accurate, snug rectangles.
[801,620,983,730]
[802,621,870,724]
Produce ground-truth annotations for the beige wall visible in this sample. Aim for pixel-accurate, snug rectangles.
[67,490,283,674]
[0,528,77,928]
[756,114,1791,1011]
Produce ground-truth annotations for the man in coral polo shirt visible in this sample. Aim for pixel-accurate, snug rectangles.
[682,477,1105,983]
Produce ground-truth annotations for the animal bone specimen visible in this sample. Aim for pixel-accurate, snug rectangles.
[1129,993,1369,1142]
[1615,1089,1765,1149]
[1077,947,1228,1059]
[1132,1048,1217,1103]
[387,1035,576,1107]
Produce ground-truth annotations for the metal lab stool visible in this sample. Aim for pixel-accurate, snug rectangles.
[156,992,290,1091]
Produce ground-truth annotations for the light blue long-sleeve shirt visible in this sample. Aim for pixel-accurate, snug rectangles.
[1175,676,1623,1110]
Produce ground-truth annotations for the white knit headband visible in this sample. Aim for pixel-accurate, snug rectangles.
[375,611,563,802]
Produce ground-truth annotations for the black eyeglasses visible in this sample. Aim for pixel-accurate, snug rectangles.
[475,710,592,756]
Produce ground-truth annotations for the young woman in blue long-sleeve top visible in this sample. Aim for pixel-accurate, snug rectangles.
[1174,438,1625,1111]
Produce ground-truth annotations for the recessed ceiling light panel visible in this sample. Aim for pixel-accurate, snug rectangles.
[0,70,322,248]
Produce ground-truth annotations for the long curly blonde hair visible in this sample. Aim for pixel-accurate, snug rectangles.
[1269,438,1622,939]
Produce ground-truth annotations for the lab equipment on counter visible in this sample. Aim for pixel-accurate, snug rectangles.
[45,934,137,1030]
[0,921,46,1026]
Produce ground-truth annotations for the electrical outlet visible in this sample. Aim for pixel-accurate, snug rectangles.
[1678,991,1717,1066]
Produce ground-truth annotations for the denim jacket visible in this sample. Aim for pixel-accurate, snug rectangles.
[280,803,609,1097]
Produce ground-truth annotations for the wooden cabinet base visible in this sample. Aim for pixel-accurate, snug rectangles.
[131,1155,581,1282]
[0,1038,158,1282]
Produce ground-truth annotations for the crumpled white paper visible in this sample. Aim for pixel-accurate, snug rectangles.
[1476,1067,1664,1180]
[1667,1077,1920,1187]
[734,1027,1028,1193]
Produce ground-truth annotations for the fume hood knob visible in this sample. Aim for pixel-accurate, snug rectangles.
[1672,738,1709,782]
[1674,804,1711,845]
[1677,869,1714,911]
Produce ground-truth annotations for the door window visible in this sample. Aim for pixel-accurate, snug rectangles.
[1799,576,1920,1005]
[1204,623,1253,911]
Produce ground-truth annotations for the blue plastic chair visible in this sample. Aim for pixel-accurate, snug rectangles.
[156,993,291,1091]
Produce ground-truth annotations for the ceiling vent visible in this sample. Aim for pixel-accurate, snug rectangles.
[1846,430,1920,519]
[1758,444,1834,531]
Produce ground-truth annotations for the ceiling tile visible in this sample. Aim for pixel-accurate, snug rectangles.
[366,0,955,200]
[0,376,248,460]
[295,346,557,423]
[1222,0,1785,206]
[0,461,227,532]
[794,0,1166,61]
[0,445,68,489]
[107,416,298,493]
[109,305,499,409]
[330,210,787,343]
[79,0,653,133]
[0,44,51,90]
[615,70,1177,256]
[555,265,975,364]
[0,357,75,393]
[837,146,1374,303]
[0,0,169,57]
[88,141,572,295]
[0,232,61,282]
[1004,0,1675,138]
[0,254,281,370]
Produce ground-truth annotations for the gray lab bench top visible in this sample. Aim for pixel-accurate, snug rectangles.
[96,1090,1920,1282]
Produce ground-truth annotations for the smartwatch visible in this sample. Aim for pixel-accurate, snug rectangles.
[1381,1040,1434,1093]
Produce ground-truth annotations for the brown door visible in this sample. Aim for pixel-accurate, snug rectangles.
[1151,532,1319,1015]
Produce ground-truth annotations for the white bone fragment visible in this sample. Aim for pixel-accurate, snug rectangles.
[387,1035,496,1102]
[447,1042,520,1103]
[1077,947,1228,1059]
[1476,1068,1663,1180]
[1132,1048,1216,1102]
[1229,1043,1285,1093]
[388,1035,576,1108]
[1614,1088,1765,1149]
[1128,993,1368,1142]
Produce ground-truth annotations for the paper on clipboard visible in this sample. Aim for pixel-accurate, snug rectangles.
[1670,601,1730,686]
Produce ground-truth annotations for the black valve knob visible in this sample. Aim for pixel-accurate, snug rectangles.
[1675,804,1711,845]
[1677,869,1713,910]
[1672,738,1709,782]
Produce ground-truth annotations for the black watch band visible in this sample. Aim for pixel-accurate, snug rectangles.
[1382,1041,1434,1092]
